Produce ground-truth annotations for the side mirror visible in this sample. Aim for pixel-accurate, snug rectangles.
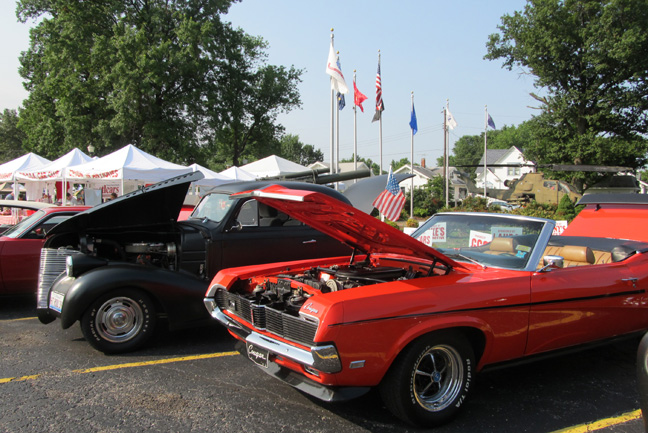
[538,255,564,272]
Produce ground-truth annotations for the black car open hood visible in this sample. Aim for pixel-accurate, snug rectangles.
[47,171,204,235]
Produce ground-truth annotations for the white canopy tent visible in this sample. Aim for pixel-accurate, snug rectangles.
[15,148,95,201]
[189,163,231,187]
[240,155,309,178]
[0,153,51,200]
[219,166,257,181]
[64,144,192,202]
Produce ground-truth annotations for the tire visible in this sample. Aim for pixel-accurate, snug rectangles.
[379,331,475,427]
[80,289,156,354]
[637,331,648,432]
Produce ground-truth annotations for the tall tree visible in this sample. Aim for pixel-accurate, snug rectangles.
[0,109,26,163]
[485,0,648,188]
[16,0,302,166]
[279,134,323,167]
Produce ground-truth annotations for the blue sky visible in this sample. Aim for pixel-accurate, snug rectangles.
[0,0,538,168]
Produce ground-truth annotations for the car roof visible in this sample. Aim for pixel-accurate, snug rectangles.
[0,200,55,210]
[207,180,353,205]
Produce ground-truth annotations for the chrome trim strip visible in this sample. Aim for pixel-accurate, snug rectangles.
[246,332,314,366]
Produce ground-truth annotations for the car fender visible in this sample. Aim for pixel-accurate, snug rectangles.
[381,315,495,378]
[57,264,208,329]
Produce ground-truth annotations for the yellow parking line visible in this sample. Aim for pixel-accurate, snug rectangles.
[0,317,37,322]
[0,351,238,384]
[551,409,643,432]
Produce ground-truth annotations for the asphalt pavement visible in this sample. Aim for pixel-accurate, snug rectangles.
[1,295,645,433]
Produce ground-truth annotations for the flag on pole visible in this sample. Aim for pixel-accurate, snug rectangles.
[372,167,406,221]
[353,80,368,112]
[336,55,345,109]
[410,103,418,135]
[326,40,348,94]
[487,113,496,129]
[372,60,385,122]
[446,108,458,130]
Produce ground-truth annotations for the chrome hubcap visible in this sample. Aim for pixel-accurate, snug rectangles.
[95,297,144,343]
[413,345,464,412]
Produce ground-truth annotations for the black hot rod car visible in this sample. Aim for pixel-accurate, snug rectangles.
[36,171,387,353]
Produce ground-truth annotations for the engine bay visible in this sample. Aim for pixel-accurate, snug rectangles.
[231,259,442,318]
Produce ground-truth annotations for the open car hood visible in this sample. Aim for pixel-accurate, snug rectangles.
[234,184,461,267]
[47,171,204,235]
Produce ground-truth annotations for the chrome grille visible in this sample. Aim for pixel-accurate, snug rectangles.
[36,248,80,309]
[215,289,318,346]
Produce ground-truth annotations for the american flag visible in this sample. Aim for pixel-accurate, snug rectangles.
[372,60,385,122]
[372,168,405,221]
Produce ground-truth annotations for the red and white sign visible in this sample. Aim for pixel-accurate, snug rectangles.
[553,220,568,236]
[417,223,446,246]
[469,230,493,247]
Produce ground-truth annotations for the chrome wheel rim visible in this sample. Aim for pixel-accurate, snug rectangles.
[412,344,464,412]
[95,297,144,343]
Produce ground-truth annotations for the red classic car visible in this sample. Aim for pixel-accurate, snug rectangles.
[204,188,648,427]
[0,205,88,294]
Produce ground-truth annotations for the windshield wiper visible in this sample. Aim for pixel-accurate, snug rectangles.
[447,253,486,269]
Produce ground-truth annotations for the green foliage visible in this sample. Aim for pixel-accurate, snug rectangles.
[485,0,648,189]
[341,155,381,175]
[279,134,323,167]
[0,109,26,163]
[449,196,490,212]
[406,177,446,219]
[384,220,400,230]
[405,218,419,228]
[389,157,410,172]
[556,194,577,220]
[509,201,559,220]
[16,0,303,166]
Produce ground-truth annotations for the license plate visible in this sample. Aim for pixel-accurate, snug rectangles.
[49,292,64,313]
[247,343,269,368]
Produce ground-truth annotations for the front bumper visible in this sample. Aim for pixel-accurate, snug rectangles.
[205,297,369,402]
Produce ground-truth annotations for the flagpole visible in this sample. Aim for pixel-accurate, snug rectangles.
[444,100,449,206]
[484,105,488,198]
[378,51,383,175]
[410,92,414,218]
[329,31,335,176]
[353,71,358,173]
[335,51,340,178]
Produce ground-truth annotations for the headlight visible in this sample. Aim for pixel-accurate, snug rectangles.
[65,255,75,277]
[64,254,108,278]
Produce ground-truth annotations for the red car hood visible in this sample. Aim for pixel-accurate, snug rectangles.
[233,184,462,268]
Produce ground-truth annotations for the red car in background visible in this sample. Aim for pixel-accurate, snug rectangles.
[0,206,88,294]
[205,188,648,427]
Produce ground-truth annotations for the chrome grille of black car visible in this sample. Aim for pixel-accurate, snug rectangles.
[36,248,80,309]
[216,289,318,346]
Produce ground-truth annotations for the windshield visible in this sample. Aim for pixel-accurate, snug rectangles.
[2,210,47,238]
[190,193,232,223]
[412,213,548,270]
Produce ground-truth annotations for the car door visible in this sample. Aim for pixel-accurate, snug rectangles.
[219,199,350,270]
[527,261,646,355]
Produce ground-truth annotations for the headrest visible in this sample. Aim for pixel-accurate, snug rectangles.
[258,203,278,218]
[611,245,634,262]
[489,237,517,252]
[561,245,595,264]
